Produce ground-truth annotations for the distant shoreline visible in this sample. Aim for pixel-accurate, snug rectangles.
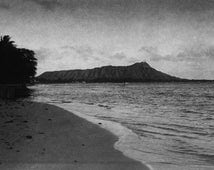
[34,79,214,84]
[36,62,214,84]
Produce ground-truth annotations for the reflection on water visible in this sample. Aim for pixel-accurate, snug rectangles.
[28,83,214,170]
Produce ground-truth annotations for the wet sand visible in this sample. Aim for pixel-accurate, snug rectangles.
[0,100,149,170]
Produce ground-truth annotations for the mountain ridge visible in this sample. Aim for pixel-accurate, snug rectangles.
[37,62,188,83]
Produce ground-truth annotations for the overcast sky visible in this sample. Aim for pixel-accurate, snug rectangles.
[1,0,214,79]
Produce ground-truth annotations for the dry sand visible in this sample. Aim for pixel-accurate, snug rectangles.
[0,100,149,170]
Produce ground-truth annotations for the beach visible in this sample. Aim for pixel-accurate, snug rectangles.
[0,100,149,170]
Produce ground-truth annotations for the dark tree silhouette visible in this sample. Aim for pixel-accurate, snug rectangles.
[0,35,37,84]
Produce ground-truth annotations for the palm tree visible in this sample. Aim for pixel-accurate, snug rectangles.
[18,48,37,83]
[0,35,37,84]
[0,35,15,46]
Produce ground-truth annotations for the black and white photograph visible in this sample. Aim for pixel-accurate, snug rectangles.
[0,0,214,170]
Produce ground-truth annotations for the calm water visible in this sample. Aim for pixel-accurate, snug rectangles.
[28,83,214,170]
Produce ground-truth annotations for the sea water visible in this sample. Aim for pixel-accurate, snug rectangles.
[28,83,214,170]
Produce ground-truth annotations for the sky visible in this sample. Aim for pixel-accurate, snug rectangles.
[1,0,214,79]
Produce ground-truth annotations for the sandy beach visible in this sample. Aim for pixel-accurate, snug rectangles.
[0,100,149,170]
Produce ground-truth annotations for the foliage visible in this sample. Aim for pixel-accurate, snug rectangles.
[0,35,37,84]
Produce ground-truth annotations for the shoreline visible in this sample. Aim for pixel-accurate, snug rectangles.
[0,100,149,170]
[55,102,153,169]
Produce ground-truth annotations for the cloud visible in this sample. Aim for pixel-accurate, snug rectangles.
[176,45,214,62]
[110,52,127,60]
[28,0,62,11]
[0,2,10,9]
[35,48,54,62]
[61,45,94,61]
[139,44,214,79]
[21,0,214,21]
[139,46,157,54]
[36,45,134,74]
[60,45,122,63]
[139,46,164,61]
[140,45,214,62]
[35,45,108,74]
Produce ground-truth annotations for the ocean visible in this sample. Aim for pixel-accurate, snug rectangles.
[27,83,214,170]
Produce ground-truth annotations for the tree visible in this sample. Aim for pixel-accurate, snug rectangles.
[0,35,37,84]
